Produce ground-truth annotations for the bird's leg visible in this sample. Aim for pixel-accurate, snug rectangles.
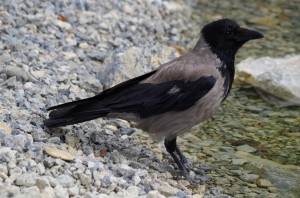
[175,142,188,165]
[164,137,195,184]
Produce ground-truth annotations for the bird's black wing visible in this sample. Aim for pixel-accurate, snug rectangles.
[103,76,216,118]
[47,70,158,111]
[44,73,216,127]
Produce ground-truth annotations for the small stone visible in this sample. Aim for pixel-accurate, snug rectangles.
[236,144,257,153]
[15,173,37,186]
[48,137,61,144]
[240,174,259,183]
[247,183,257,188]
[126,186,140,197]
[147,190,165,198]
[117,164,135,177]
[220,146,235,152]
[257,179,272,187]
[79,42,89,49]
[43,157,55,168]
[176,190,189,198]
[210,186,223,195]
[105,125,118,131]
[68,185,79,196]
[99,147,108,157]
[2,66,29,81]
[249,17,277,27]
[48,177,58,188]
[215,177,230,185]
[230,170,243,176]
[54,185,68,198]
[36,163,46,174]
[57,175,75,188]
[44,147,75,161]
[231,158,247,165]
[79,174,92,186]
[88,51,107,62]
[133,175,141,185]
[0,164,8,174]
[41,187,55,198]
[158,183,177,196]
[268,187,277,193]
[0,172,8,180]
[87,161,96,168]
[0,122,12,134]
[102,176,111,187]
[52,19,71,30]
[36,177,51,190]
[21,186,41,197]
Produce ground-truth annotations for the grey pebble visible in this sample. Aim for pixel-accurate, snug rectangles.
[36,177,51,190]
[79,173,92,186]
[15,173,38,187]
[57,174,75,188]
[102,176,111,187]
[240,174,259,183]
[36,163,46,174]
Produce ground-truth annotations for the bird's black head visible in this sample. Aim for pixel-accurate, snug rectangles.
[201,19,263,61]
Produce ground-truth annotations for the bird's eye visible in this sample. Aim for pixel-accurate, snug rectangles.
[226,25,233,34]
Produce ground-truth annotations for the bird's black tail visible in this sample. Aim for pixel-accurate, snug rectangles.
[43,70,159,128]
[43,98,108,128]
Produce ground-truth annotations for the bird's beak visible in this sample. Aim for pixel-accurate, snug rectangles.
[236,27,264,42]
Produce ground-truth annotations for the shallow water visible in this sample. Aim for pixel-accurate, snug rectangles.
[185,1,300,196]
[190,0,300,166]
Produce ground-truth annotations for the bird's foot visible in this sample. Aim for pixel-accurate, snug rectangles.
[164,137,210,185]
[178,166,211,186]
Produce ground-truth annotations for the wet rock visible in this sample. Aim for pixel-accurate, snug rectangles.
[236,144,257,153]
[236,55,300,106]
[235,151,300,197]
[257,179,272,188]
[240,174,259,183]
[231,158,247,165]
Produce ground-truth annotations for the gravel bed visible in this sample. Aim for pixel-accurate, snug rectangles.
[0,0,299,198]
[0,0,207,197]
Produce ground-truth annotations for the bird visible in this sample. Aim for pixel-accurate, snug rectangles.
[44,19,263,183]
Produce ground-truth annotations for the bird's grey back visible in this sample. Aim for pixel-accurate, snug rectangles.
[113,38,227,140]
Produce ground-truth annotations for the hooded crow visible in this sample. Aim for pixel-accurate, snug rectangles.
[44,19,263,183]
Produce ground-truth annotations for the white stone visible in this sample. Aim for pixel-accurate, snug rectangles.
[126,186,140,197]
[41,187,56,198]
[54,185,68,198]
[236,55,300,106]
[97,42,179,88]
[36,163,46,174]
[146,190,166,198]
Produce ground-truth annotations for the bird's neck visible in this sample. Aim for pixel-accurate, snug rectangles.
[193,37,235,98]
[193,37,236,70]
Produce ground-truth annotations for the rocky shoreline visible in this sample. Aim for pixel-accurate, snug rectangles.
[0,0,299,198]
